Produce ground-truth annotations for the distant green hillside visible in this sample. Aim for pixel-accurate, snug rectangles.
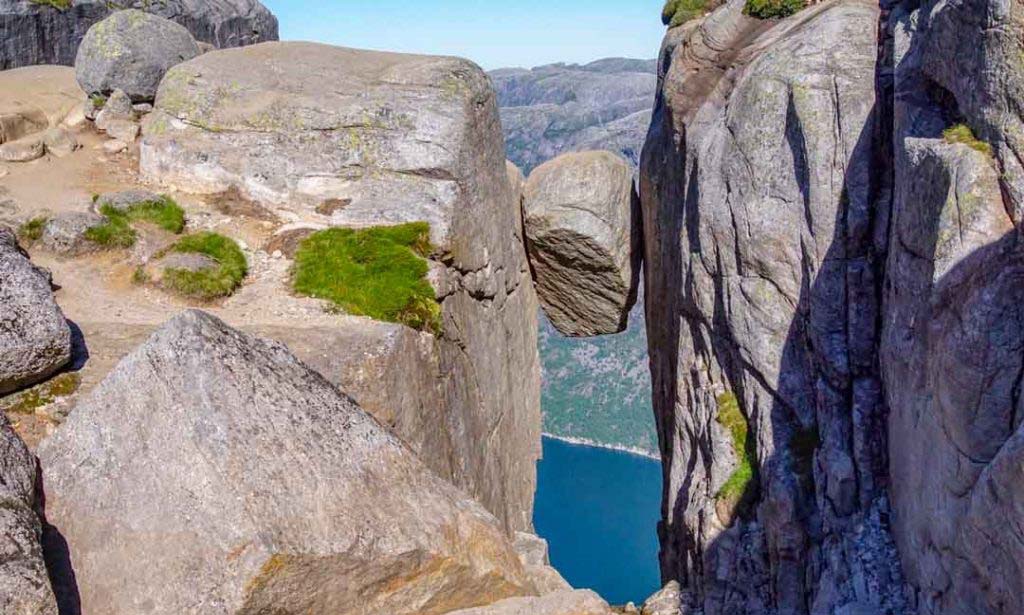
[538,298,657,456]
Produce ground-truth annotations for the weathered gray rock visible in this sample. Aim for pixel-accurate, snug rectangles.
[446,590,614,615]
[0,226,71,394]
[93,89,133,130]
[103,118,140,142]
[640,1,908,613]
[524,150,640,336]
[38,310,533,615]
[0,414,58,615]
[40,212,105,256]
[641,582,681,615]
[93,189,162,213]
[41,126,77,157]
[0,0,278,70]
[141,41,542,533]
[75,10,202,102]
[0,135,43,162]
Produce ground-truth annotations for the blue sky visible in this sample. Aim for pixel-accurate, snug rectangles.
[261,0,665,70]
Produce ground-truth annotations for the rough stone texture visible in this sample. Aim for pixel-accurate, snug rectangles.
[41,126,77,157]
[512,532,571,595]
[641,581,681,615]
[39,212,105,256]
[38,310,534,615]
[0,414,58,615]
[880,3,1024,614]
[523,151,641,337]
[0,0,278,70]
[92,189,162,213]
[640,1,908,613]
[93,89,134,131]
[489,58,657,173]
[141,42,542,533]
[0,226,71,395]
[0,135,44,162]
[446,590,614,615]
[75,10,202,102]
[0,66,82,146]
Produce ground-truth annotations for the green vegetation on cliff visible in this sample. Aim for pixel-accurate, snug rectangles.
[744,0,805,19]
[943,124,993,156]
[662,0,710,27]
[29,0,73,11]
[715,392,756,507]
[18,217,48,243]
[293,223,441,333]
[162,232,247,300]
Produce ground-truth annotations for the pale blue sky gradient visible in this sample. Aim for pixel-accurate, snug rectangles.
[261,0,665,70]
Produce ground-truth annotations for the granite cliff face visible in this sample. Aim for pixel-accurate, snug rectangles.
[641,0,1024,612]
[0,0,278,70]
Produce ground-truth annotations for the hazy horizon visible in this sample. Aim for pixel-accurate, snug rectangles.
[261,0,665,70]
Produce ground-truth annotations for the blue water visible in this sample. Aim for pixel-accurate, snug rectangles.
[533,436,662,606]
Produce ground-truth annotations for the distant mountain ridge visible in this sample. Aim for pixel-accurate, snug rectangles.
[492,58,658,456]
[490,58,657,173]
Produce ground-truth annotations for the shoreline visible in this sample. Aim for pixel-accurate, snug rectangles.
[541,433,660,461]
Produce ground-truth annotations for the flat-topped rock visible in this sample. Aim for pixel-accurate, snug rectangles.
[0,0,278,70]
[0,66,82,145]
[523,150,641,336]
[39,310,533,615]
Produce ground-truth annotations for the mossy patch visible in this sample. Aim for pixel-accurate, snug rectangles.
[292,223,442,334]
[662,0,711,27]
[161,232,248,300]
[29,0,73,10]
[18,216,48,243]
[943,124,993,156]
[744,0,805,19]
[1,372,81,415]
[86,196,186,249]
[715,392,757,515]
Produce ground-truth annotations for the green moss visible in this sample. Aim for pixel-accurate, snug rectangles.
[2,372,81,414]
[18,217,48,243]
[943,123,993,156]
[292,223,442,334]
[29,0,72,10]
[744,0,805,19]
[162,232,248,300]
[715,392,757,508]
[86,196,186,249]
[662,0,711,26]
[89,93,107,110]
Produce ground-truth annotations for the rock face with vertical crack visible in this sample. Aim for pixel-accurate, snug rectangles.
[0,0,278,70]
[523,150,641,336]
[0,414,58,615]
[38,310,534,615]
[140,41,542,533]
[640,1,906,612]
[0,227,72,395]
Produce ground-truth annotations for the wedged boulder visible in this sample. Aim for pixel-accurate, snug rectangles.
[0,414,58,615]
[523,150,640,336]
[0,0,278,70]
[0,227,72,394]
[75,10,201,102]
[38,310,532,614]
[446,590,614,615]
[141,41,542,534]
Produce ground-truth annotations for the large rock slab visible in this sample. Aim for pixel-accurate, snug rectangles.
[141,41,542,533]
[446,590,614,615]
[0,227,71,395]
[523,150,640,336]
[639,0,907,613]
[0,414,58,615]
[75,10,201,102]
[0,66,82,145]
[0,0,278,70]
[38,310,533,615]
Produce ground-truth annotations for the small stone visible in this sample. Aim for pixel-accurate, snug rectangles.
[103,140,128,155]
[42,127,79,158]
[62,104,87,129]
[94,89,134,131]
[132,103,154,115]
[271,249,283,259]
[103,119,140,143]
[0,136,44,163]
[40,212,106,256]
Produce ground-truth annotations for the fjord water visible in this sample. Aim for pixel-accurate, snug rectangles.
[534,436,662,605]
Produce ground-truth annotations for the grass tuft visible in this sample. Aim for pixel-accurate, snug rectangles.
[162,232,247,300]
[292,222,442,333]
[715,392,757,510]
[662,0,711,27]
[943,124,993,156]
[744,0,805,19]
[86,196,186,248]
[1,372,81,414]
[29,0,73,10]
[18,216,48,243]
